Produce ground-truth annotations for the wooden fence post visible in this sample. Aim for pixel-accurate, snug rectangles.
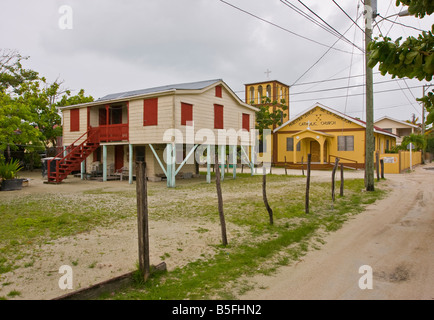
[380,159,384,179]
[284,156,288,175]
[376,152,380,181]
[305,154,311,214]
[331,157,340,203]
[215,154,228,246]
[301,156,305,176]
[340,163,344,197]
[136,161,150,281]
[262,166,274,225]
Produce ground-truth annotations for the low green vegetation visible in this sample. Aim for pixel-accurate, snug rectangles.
[109,175,386,300]
[0,173,386,300]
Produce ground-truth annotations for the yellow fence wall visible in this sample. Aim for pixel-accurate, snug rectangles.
[378,151,422,174]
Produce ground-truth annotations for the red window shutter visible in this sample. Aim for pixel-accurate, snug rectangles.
[143,98,158,126]
[70,108,80,132]
[242,113,250,132]
[214,104,224,129]
[181,102,193,125]
[215,85,222,98]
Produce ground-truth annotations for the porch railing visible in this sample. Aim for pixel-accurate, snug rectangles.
[99,124,129,142]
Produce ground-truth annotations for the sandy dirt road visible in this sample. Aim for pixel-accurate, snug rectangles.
[240,163,434,300]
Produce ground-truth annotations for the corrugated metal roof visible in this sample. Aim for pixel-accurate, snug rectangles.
[96,79,222,102]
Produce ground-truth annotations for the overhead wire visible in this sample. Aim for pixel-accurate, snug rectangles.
[290,84,427,103]
[291,79,413,96]
[296,0,364,52]
[281,1,347,40]
[218,0,357,55]
[291,72,381,87]
[287,9,364,86]
[332,0,366,36]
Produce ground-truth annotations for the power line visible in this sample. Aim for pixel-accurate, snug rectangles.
[332,0,366,35]
[218,0,357,55]
[291,78,416,96]
[377,14,426,33]
[296,0,364,52]
[281,1,346,40]
[290,84,427,103]
[292,73,380,86]
[285,5,364,86]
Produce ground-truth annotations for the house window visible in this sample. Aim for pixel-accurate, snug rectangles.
[242,113,250,132]
[338,136,354,151]
[214,104,224,129]
[286,138,301,151]
[70,108,80,132]
[386,139,390,151]
[181,102,193,126]
[143,98,158,126]
[215,85,222,98]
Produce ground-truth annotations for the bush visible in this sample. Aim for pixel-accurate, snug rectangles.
[0,159,22,180]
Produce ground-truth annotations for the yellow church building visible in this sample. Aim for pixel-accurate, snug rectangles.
[273,103,398,169]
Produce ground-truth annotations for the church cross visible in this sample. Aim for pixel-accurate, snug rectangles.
[307,120,311,129]
[264,69,272,79]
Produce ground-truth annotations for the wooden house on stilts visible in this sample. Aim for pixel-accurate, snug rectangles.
[50,79,258,187]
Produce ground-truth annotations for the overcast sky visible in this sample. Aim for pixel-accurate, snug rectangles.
[1,0,432,122]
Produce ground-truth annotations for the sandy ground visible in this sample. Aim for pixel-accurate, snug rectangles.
[1,164,432,300]
[0,171,232,300]
[239,163,434,300]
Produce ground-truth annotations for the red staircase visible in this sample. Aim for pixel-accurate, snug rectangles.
[47,128,100,184]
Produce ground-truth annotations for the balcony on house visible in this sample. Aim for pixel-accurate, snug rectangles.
[91,103,129,143]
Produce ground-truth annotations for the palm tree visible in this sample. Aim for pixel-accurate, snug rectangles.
[400,133,426,151]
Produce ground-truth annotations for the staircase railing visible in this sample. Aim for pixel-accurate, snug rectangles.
[47,127,100,182]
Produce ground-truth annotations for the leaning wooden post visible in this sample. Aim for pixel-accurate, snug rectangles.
[376,152,380,182]
[215,154,228,246]
[340,163,344,197]
[136,161,150,281]
[284,156,288,175]
[262,166,274,225]
[380,159,384,179]
[331,157,339,203]
[301,156,305,176]
[305,154,311,214]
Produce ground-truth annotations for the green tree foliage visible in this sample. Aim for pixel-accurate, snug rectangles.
[368,1,434,125]
[0,49,94,152]
[254,97,288,134]
[396,0,434,18]
[400,133,427,151]
[426,132,434,154]
[0,49,38,94]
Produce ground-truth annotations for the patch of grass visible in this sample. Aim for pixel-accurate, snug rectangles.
[0,173,386,301]
[0,192,136,274]
[109,177,386,300]
[7,290,21,298]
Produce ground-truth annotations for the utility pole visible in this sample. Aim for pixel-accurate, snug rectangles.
[422,84,433,164]
[364,0,376,191]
